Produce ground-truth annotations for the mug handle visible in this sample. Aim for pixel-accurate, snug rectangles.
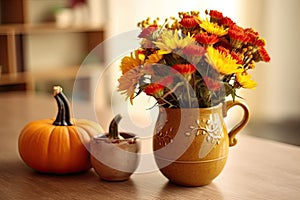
[224,101,250,147]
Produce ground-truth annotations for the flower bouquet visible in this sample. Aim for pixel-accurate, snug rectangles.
[118,10,270,108]
[117,10,270,186]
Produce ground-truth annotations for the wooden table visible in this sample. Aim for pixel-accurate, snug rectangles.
[0,92,300,200]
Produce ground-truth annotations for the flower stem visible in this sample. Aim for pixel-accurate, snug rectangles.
[161,97,175,108]
[186,81,192,108]
[162,82,184,99]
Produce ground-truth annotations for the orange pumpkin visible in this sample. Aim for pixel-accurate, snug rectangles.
[18,86,104,174]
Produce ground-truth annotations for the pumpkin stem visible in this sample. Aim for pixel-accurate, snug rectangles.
[53,86,73,126]
[108,114,122,139]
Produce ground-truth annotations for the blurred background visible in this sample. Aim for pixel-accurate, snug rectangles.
[1,0,300,145]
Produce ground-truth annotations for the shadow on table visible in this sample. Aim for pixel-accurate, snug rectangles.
[158,181,224,199]
[247,118,300,146]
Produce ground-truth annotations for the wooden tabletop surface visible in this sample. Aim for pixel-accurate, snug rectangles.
[0,92,300,200]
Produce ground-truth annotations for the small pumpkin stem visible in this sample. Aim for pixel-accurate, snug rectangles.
[108,114,122,139]
[53,86,73,126]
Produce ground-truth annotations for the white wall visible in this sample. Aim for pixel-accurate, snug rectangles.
[106,0,242,37]
[262,0,300,121]
[241,0,300,122]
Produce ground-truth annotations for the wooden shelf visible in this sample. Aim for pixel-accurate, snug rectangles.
[0,23,104,35]
[31,64,102,81]
[0,72,33,91]
[0,0,105,93]
[0,72,31,85]
[0,64,102,92]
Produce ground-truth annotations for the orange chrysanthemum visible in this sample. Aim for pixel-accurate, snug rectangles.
[172,64,196,75]
[258,46,271,62]
[145,52,163,63]
[208,10,223,23]
[144,83,165,97]
[254,38,266,47]
[120,50,143,74]
[230,51,243,64]
[228,25,250,48]
[118,68,143,104]
[180,14,199,28]
[215,46,230,55]
[195,33,219,45]
[144,76,173,98]
[219,17,235,27]
[228,29,249,43]
[244,28,259,44]
[215,37,232,50]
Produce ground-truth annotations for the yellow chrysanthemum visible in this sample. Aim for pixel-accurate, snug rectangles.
[120,50,144,74]
[154,30,196,54]
[236,71,257,89]
[206,46,243,75]
[200,18,228,37]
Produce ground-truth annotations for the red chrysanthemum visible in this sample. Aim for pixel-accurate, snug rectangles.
[228,26,249,43]
[172,64,196,75]
[230,51,243,64]
[228,25,250,48]
[203,76,222,91]
[244,28,259,44]
[215,46,230,55]
[195,33,219,45]
[144,76,173,97]
[214,37,232,51]
[209,10,224,22]
[219,17,235,27]
[144,83,165,97]
[258,46,271,62]
[254,38,266,47]
[180,15,199,28]
[138,25,158,38]
[230,24,244,32]
[182,44,206,56]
